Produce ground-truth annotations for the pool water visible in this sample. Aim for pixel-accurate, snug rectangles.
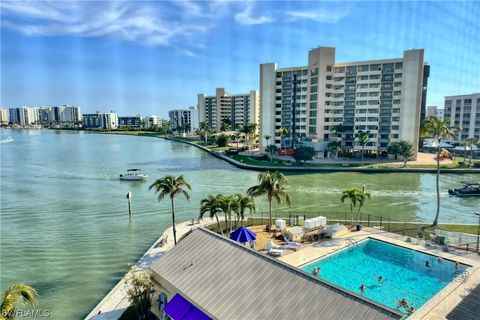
[302,239,468,315]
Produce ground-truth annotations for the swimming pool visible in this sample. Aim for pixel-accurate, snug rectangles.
[302,238,468,315]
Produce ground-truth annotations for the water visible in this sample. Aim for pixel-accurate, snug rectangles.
[302,239,468,315]
[0,129,477,319]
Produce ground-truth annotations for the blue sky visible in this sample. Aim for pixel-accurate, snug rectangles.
[1,1,479,117]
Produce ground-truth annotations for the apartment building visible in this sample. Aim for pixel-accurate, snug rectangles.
[119,116,142,128]
[37,105,82,123]
[169,107,198,133]
[83,112,118,129]
[260,47,428,158]
[0,108,9,124]
[426,106,444,120]
[8,106,39,125]
[197,88,259,130]
[444,93,480,141]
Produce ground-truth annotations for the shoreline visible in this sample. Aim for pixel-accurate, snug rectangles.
[163,137,480,174]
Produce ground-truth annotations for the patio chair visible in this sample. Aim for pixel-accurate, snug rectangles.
[265,240,284,256]
[283,236,302,250]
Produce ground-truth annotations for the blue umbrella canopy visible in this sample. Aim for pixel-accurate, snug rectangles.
[230,226,256,243]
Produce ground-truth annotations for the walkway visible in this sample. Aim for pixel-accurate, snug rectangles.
[84,217,217,320]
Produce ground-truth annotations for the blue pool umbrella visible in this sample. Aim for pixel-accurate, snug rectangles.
[230,226,256,243]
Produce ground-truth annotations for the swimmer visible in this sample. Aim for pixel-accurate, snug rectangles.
[425,261,431,268]
[376,275,383,284]
[397,298,408,308]
[359,284,366,294]
[437,257,443,263]
[312,267,320,276]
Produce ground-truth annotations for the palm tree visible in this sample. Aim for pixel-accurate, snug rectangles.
[355,130,371,165]
[328,141,341,159]
[263,134,271,148]
[340,185,372,226]
[1,284,38,320]
[331,124,345,157]
[149,175,191,245]
[247,171,291,227]
[216,194,238,234]
[198,121,210,144]
[280,127,289,156]
[266,145,278,161]
[421,116,460,228]
[465,137,478,166]
[234,194,256,228]
[200,195,224,236]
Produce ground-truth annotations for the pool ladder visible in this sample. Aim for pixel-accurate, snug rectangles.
[346,237,358,247]
[453,270,470,283]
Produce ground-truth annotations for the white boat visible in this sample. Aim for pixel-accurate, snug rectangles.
[0,136,14,144]
[119,169,148,181]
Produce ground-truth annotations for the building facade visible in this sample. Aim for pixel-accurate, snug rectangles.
[118,116,142,128]
[426,106,444,120]
[197,88,259,130]
[0,108,9,124]
[260,47,428,158]
[444,93,480,141]
[144,115,165,128]
[8,106,39,125]
[83,112,118,129]
[168,107,198,133]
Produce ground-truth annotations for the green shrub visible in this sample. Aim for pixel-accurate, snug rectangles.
[216,134,230,147]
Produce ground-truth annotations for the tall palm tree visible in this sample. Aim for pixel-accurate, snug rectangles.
[263,134,271,149]
[234,194,256,227]
[216,194,238,234]
[198,121,210,144]
[149,175,191,245]
[1,284,38,320]
[200,195,223,236]
[355,130,371,165]
[331,124,345,157]
[421,116,460,228]
[247,171,291,227]
[266,145,278,161]
[465,137,478,166]
[340,185,372,226]
[280,127,289,156]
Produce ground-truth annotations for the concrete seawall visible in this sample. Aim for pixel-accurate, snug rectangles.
[163,137,480,174]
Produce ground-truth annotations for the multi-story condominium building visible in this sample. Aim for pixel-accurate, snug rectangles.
[144,115,165,128]
[260,47,429,158]
[83,112,118,129]
[169,107,198,133]
[8,106,39,125]
[197,88,259,130]
[119,116,142,128]
[426,106,444,120]
[444,93,480,141]
[58,105,82,123]
[0,108,9,124]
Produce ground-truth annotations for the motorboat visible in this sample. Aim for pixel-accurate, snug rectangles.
[119,169,148,181]
[448,182,480,197]
[0,136,14,144]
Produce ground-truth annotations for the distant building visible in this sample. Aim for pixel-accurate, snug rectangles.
[119,116,142,128]
[144,115,165,128]
[197,88,259,130]
[426,106,444,120]
[59,105,82,123]
[0,108,9,124]
[260,47,429,159]
[169,107,198,133]
[83,112,118,129]
[444,93,480,141]
[8,106,39,125]
[437,109,444,120]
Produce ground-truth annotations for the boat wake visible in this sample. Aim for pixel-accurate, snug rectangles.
[1,136,14,144]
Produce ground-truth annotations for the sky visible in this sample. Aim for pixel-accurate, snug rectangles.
[1,1,479,118]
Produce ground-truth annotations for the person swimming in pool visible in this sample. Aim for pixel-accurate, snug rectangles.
[359,284,366,294]
[376,275,383,284]
[397,298,409,308]
[425,261,431,268]
[311,267,320,277]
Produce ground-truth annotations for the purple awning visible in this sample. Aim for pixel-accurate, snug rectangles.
[163,294,211,320]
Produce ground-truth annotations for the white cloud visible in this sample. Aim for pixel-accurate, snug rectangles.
[286,9,349,23]
[234,2,273,25]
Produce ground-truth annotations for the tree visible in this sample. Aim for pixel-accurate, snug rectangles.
[234,194,256,228]
[0,284,38,320]
[341,185,372,226]
[386,142,401,160]
[280,127,289,156]
[149,175,191,245]
[328,141,341,159]
[398,140,414,167]
[198,121,210,144]
[124,266,155,320]
[421,116,459,228]
[266,145,278,161]
[465,137,478,166]
[263,135,271,147]
[220,121,230,132]
[247,171,291,227]
[292,146,315,163]
[355,130,371,165]
[199,195,223,236]
[331,124,346,156]
[216,134,230,147]
[216,194,238,234]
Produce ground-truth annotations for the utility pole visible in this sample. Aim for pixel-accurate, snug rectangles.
[126,192,132,217]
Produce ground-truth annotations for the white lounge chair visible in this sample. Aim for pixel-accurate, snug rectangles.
[265,240,284,256]
[283,236,302,250]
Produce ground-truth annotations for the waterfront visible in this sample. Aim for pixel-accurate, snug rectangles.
[0,129,478,319]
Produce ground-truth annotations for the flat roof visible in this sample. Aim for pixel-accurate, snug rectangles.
[151,228,402,320]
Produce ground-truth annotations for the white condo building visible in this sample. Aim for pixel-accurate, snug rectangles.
[197,88,259,130]
[260,47,429,158]
[144,115,165,128]
[0,108,9,124]
[169,107,198,133]
[444,93,480,141]
[426,106,444,120]
[8,106,39,125]
[83,112,118,129]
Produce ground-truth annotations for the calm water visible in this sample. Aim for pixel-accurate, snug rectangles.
[0,129,478,319]
[302,239,468,315]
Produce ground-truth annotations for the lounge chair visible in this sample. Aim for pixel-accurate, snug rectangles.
[265,240,284,256]
[283,236,302,250]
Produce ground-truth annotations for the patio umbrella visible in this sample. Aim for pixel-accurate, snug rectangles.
[230,226,256,243]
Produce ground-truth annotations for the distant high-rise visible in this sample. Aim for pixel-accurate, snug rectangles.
[83,111,118,129]
[260,47,429,159]
[169,107,198,133]
[197,88,259,130]
[8,106,39,125]
[444,93,480,142]
[0,108,9,124]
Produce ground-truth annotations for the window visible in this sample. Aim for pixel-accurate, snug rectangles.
[310,94,317,101]
[326,65,333,72]
[358,65,369,72]
[310,77,318,85]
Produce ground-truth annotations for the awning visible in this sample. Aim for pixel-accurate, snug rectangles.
[163,294,212,320]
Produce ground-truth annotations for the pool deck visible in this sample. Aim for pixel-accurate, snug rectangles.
[278,227,480,320]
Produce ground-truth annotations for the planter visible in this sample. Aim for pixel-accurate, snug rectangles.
[355,224,362,231]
